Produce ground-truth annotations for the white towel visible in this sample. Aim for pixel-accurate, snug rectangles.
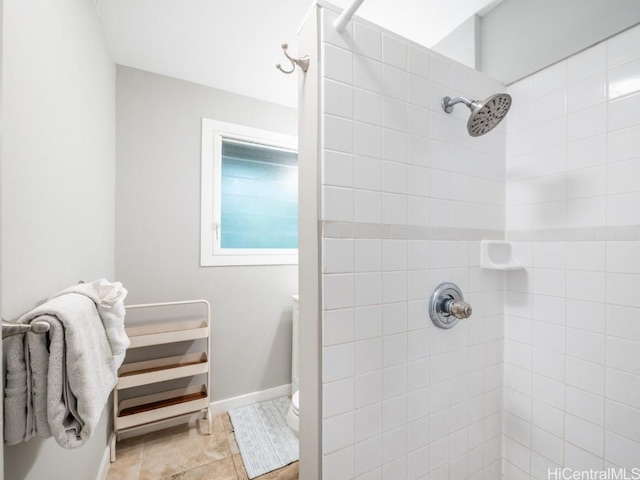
[50,278,129,356]
[4,284,124,448]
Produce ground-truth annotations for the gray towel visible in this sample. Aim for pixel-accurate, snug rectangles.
[4,293,118,448]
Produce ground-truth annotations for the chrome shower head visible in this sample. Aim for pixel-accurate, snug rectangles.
[442,93,512,137]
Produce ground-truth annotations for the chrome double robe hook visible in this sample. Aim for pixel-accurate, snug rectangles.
[276,43,310,74]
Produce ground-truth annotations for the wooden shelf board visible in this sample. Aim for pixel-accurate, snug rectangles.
[118,391,207,417]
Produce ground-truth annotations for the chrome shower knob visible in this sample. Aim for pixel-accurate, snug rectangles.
[445,299,472,319]
[429,282,471,329]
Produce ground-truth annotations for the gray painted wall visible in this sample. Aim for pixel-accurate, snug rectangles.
[115,66,298,402]
[480,0,640,83]
[432,15,480,69]
[2,0,115,478]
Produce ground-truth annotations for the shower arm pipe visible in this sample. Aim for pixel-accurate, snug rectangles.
[441,96,474,113]
[334,0,366,32]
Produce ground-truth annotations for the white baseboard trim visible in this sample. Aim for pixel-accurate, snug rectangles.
[211,383,293,416]
[96,442,111,480]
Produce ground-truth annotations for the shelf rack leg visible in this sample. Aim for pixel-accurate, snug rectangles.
[110,433,117,462]
[206,406,212,435]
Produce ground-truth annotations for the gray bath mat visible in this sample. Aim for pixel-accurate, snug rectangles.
[229,396,299,479]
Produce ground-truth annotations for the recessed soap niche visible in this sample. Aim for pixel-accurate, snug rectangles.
[481,240,524,270]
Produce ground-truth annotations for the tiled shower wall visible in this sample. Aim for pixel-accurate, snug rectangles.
[504,24,640,479]
[317,6,508,479]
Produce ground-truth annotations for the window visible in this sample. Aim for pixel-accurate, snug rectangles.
[201,119,298,266]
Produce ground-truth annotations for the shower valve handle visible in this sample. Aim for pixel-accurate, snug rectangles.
[443,299,472,319]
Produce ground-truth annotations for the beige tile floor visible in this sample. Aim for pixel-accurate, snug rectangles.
[107,413,299,480]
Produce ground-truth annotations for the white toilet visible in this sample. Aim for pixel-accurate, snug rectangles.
[287,295,300,436]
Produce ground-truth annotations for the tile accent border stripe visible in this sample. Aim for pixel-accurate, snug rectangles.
[322,223,640,242]
[507,225,640,242]
[321,222,504,241]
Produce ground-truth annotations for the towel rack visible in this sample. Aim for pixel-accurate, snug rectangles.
[2,319,50,339]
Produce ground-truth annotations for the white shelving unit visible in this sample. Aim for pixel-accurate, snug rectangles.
[110,300,212,462]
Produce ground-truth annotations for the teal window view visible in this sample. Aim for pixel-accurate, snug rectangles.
[220,139,298,249]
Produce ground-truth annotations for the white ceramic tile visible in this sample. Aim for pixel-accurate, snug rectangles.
[324,377,355,418]
[382,424,407,463]
[566,299,605,333]
[565,386,604,426]
[383,129,408,163]
[324,115,354,153]
[382,193,407,225]
[354,155,382,190]
[382,64,407,101]
[353,22,381,61]
[566,166,605,199]
[568,134,606,169]
[324,308,355,346]
[322,9,354,50]
[605,430,640,469]
[606,399,640,443]
[355,122,382,158]
[430,54,451,86]
[608,56,640,100]
[607,304,640,342]
[354,272,382,307]
[568,42,606,84]
[607,23,640,68]
[324,79,354,119]
[382,394,407,431]
[323,273,355,310]
[324,411,355,453]
[356,370,383,408]
[324,150,354,188]
[508,76,534,104]
[354,239,382,273]
[608,124,640,163]
[383,97,408,131]
[566,242,605,272]
[382,161,407,194]
[407,165,430,197]
[607,272,640,307]
[565,357,604,395]
[324,342,355,382]
[382,301,407,335]
[407,74,429,108]
[607,336,640,375]
[355,337,383,375]
[532,374,564,409]
[323,446,354,480]
[532,347,564,381]
[566,270,605,302]
[408,135,430,167]
[607,159,640,196]
[606,368,640,408]
[568,103,607,142]
[382,34,407,70]
[565,414,604,457]
[568,73,606,114]
[567,197,606,227]
[566,328,605,364]
[355,305,383,340]
[534,61,567,97]
[354,435,382,476]
[407,105,429,137]
[534,89,567,124]
[533,322,565,354]
[564,443,603,470]
[324,44,354,85]
[355,402,382,441]
[354,189,382,223]
[607,193,640,226]
[324,239,354,273]
[535,117,567,151]
[407,45,430,78]
[355,88,383,126]
[354,54,382,93]
[532,427,563,465]
[609,90,640,132]
[532,400,564,438]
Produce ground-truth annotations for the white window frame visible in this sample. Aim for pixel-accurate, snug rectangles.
[200,118,298,266]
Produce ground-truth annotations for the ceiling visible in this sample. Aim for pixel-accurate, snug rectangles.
[97,0,502,108]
